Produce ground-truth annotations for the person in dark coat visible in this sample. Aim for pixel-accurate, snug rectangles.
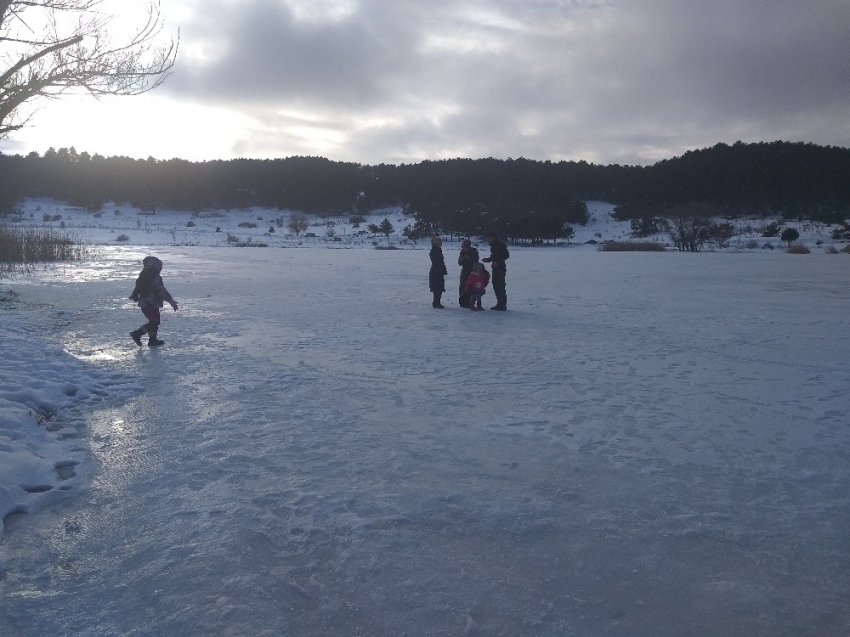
[457,239,479,307]
[429,236,448,308]
[129,256,179,346]
[482,232,509,310]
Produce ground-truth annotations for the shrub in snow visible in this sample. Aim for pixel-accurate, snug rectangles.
[709,222,736,248]
[762,222,782,237]
[781,228,800,246]
[787,244,810,254]
[831,225,850,240]
[368,218,394,243]
[237,222,257,228]
[115,234,129,242]
[186,221,195,227]
[630,217,665,238]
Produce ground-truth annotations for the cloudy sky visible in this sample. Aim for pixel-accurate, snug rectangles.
[2,0,849,166]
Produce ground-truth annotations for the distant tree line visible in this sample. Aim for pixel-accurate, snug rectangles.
[1,141,848,243]
[610,141,850,225]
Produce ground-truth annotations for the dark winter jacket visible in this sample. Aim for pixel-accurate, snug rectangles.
[429,247,448,293]
[130,256,176,309]
[484,238,509,271]
[458,245,479,280]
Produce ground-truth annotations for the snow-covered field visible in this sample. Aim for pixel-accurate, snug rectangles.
[6,197,850,251]
[1,200,850,636]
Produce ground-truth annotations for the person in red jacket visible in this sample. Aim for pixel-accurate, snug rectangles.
[464,262,490,311]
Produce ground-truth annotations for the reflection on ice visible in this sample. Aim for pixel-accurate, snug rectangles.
[63,337,125,362]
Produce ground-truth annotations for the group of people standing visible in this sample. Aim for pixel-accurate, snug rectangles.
[429,233,509,311]
[127,237,507,350]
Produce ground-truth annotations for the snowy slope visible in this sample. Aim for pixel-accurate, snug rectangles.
[6,197,849,252]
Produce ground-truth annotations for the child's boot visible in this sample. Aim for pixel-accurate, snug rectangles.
[148,330,165,347]
[130,327,146,346]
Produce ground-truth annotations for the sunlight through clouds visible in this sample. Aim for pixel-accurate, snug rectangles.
[281,0,359,23]
[2,94,255,161]
[1,0,848,164]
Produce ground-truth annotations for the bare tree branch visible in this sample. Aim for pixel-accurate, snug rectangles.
[0,0,177,140]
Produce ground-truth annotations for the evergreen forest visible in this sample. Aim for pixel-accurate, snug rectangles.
[1,141,848,243]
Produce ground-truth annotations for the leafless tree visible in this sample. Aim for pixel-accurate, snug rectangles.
[664,202,716,252]
[287,212,309,237]
[0,0,178,139]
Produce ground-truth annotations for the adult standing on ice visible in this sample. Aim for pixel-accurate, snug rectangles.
[482,232,509,310]
[457,238,479,308]
[129,256,178,347]
[429,236,448,309]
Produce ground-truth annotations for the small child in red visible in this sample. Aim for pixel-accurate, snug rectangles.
[464,263,490,311]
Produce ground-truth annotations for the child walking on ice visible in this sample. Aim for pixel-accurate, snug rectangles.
[464,262,490,311]
[129,256,178,347]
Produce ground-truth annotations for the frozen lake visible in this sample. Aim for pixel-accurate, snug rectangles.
[2,246,850,636]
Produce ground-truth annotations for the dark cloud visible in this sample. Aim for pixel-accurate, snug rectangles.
[166,0,425,109]
[162,0,850,164]
[583,1,850,115]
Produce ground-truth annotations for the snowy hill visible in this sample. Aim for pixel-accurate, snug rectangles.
[6,198,849,253]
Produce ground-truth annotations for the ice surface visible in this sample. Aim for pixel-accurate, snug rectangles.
[1,220,849,635]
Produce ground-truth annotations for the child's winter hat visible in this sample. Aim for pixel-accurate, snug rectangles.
[462,239,471,248]
[142,256,163,271]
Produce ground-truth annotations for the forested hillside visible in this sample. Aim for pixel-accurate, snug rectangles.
[1,141,848,242]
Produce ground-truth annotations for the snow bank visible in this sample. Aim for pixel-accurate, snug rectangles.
[0,294,139,546]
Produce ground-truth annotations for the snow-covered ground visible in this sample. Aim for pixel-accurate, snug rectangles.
[1,201,850,635]
[6,197,850,251]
